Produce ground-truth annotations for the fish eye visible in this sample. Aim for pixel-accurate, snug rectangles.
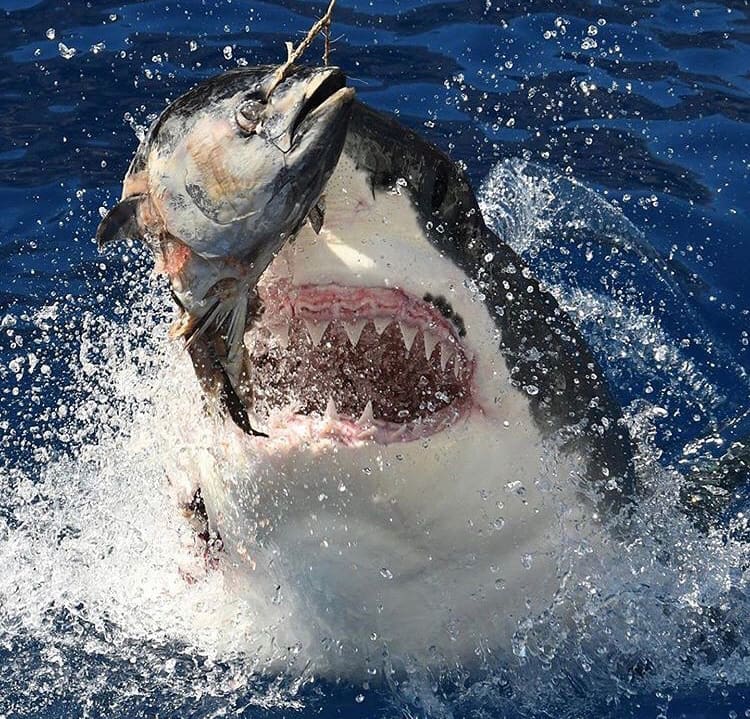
[235,97,265,134]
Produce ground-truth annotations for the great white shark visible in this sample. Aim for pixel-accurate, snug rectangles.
[97,65,635,676]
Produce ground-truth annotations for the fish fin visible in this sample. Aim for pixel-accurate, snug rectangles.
[181,281,265,437]
[308,197,326,234]
[186,332,267,438]
[222,295,248,389]
[183,300,221,350]
[96,194,148,251]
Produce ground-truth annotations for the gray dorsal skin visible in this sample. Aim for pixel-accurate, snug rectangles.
[344,101,635,510]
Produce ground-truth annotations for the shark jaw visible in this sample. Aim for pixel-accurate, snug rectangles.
[242,281,477,446]
[235,153,506,452]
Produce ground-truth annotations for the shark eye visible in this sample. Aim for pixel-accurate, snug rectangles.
[236,99,265,134]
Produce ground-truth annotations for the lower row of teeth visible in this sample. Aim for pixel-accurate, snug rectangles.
[322,397,374,425]
[247,318,464,375]
[298,397,448,429]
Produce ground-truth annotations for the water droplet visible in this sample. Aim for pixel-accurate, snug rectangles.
[580,37,597,50]
[355,694,365,703]
[58,42,77,60]
[505,480,525,496]
[379,567,393,579]
[223,45,233,60]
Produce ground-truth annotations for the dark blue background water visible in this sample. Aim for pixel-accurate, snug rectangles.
[1,0,749,717]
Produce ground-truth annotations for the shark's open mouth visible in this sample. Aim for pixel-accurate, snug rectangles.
[243,282,475,444]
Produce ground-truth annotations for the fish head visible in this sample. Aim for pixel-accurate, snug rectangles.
[97,65,355,277]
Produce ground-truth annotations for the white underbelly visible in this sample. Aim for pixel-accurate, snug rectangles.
[193,410,600,677]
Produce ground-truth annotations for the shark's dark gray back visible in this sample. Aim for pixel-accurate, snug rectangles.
[346,101,635,510]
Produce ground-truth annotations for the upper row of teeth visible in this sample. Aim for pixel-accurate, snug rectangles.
[256,318,462,374]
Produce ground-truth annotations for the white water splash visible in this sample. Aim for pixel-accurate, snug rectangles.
[479,158,746,444]
[0,281,311,716]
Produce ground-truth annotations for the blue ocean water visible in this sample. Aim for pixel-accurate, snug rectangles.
[1,0,749,717]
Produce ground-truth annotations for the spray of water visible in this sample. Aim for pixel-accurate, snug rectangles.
[0,267,316,715]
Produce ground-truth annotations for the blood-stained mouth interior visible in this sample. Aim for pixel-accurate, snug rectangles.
[241,282,475,444]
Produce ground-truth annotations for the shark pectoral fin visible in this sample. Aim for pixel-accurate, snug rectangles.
[95,194,148,252]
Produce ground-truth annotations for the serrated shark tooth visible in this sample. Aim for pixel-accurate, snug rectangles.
[399,322,418,352]
[358,400,374,426]
[343,319,367,346]
[423,332,439,361]
[270,322,290,349]
[324,396,338,420]
[393,423,410,439]
[303,318,329,347]
[439,342,454,372]
[373,318,391,336]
